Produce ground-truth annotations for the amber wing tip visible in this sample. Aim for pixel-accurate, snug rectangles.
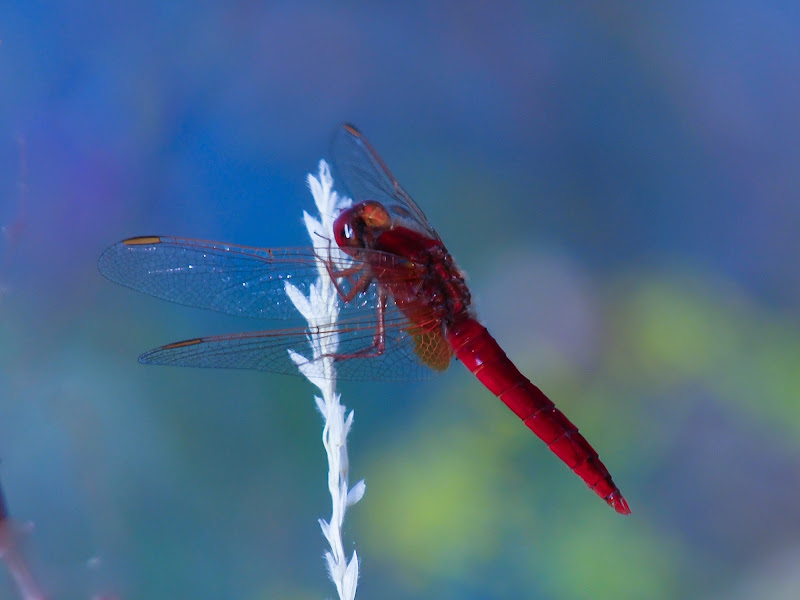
[342,123,361,137]
[123,235,162,245]
[606,491,631,515]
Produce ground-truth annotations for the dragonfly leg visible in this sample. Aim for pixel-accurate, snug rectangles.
[316,248,389,360]
[322,287,389,361]
[318,243,364,280]
[320,253,374,304]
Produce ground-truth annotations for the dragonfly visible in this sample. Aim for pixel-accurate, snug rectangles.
[99,124,630,515]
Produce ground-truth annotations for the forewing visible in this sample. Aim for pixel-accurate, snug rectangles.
[332,124,441,240]
[99,236,352,319]
[140,306,450,381]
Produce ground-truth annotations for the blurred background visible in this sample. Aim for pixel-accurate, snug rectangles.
[1,1,799,598]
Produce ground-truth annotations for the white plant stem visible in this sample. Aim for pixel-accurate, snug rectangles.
[286,161,364,600]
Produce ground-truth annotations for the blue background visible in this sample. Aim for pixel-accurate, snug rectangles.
[1,2,799,598]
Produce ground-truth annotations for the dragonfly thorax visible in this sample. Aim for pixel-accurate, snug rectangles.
[369,226,473,329]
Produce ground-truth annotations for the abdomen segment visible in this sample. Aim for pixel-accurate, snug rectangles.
[447,317,630,515]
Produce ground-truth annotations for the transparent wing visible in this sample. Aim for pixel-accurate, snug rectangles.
[139,307,450,381]
[99,235,411,320]
[332,124,441,240]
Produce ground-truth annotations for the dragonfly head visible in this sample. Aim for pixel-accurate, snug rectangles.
[333,200,391,254]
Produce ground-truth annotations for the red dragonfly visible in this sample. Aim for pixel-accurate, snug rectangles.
[99,124,630,514]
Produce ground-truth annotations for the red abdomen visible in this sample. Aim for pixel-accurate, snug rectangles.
[446,316,630,515]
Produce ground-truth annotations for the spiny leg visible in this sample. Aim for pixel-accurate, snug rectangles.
[326,287,389,361]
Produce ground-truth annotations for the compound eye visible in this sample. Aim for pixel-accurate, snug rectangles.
[360,201,391,229]
[333,209,361,249]
[332,201,392,253]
